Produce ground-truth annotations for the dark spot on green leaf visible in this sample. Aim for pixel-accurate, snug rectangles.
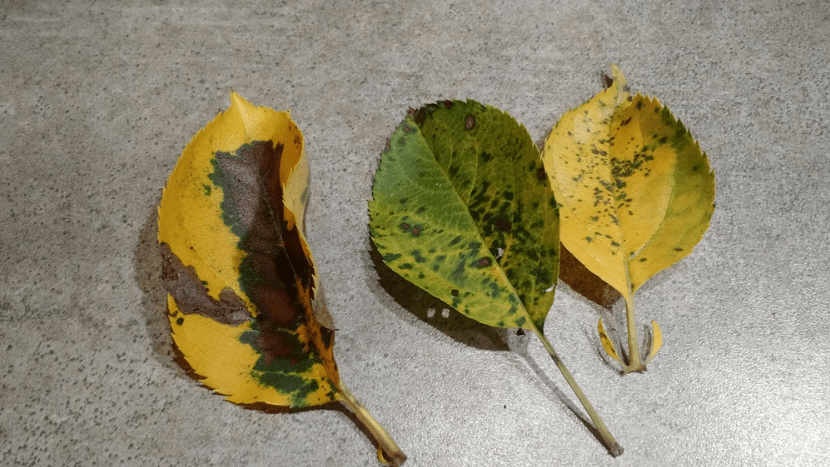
[411,250,426,263]
[451,289,459,297]
[399,263,413,269]
[494,216,512,232]
[449,236,461,246]
[474,257,492,268]
[399,197,408,204]
[176,317,184,326]
[382,253,401,262]
[465,115,475,129]
[203,184,212,196]
[488,281,500,298]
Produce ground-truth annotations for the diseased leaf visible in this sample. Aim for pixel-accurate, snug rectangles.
[370,101,558,331]
[158,92,405,466]
[542,65,715,373]
[369,100,622,457]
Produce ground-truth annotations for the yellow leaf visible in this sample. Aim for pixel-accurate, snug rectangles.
[543,65,714,373]
[158,92,405,465]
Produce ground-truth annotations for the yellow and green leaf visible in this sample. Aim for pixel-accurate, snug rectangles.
[370,101,559,331]
[158,92,405,465]
[369,101,622,456]
[542,65,715,373]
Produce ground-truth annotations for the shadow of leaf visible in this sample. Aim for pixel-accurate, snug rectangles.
[558,244,621,310]
[134,201,191,379]
[365,242,509,352]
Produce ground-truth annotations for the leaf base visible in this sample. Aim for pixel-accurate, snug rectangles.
[598,318,662,375]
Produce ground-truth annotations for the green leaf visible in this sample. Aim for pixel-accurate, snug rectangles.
[370,100,622,456]
[370,100,559,330]
[542,65,715,373]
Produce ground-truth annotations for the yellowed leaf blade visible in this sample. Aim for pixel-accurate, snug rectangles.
[542,65,715,297]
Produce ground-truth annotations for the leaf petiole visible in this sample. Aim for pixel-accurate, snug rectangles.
[623,293,642,374]
[336,382,407,467]
[528,323,624,457]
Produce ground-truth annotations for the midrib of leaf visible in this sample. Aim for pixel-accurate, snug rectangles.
[423,111,548,329]
[417,111,622,452]
[416,116,530,324]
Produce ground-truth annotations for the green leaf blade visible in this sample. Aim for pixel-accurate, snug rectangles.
[370,101,559,330]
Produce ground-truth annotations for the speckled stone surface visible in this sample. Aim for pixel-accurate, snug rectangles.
[1,1,828,466]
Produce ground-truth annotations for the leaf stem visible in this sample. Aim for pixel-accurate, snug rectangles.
[623,293,641,373]
[529,325,624,457]
[336,382,407,466]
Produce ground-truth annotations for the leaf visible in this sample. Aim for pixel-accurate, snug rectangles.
[542,65,715,373]
[158,92,405,466]
[370,101,559,330]
[369,100,622,456]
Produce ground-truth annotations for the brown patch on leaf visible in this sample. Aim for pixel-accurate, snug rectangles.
[160,243,252,325]
[214,141,317,326]
[494,216,512,232]
[465,115,475,129]
[254,317,295,366]
[249,284,296,326]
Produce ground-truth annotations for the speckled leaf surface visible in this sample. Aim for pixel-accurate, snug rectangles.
[369,101,623,456]
[157,91,339,408]
[543,65,714,297]
[542,65,715,372]
[369,100,559,331]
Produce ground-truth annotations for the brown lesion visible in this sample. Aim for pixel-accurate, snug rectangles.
[160,243,252,325]
[214,141,315,328]
[254,317,296,366]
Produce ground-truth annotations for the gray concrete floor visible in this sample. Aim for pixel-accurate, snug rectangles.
[2,1,829,466]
